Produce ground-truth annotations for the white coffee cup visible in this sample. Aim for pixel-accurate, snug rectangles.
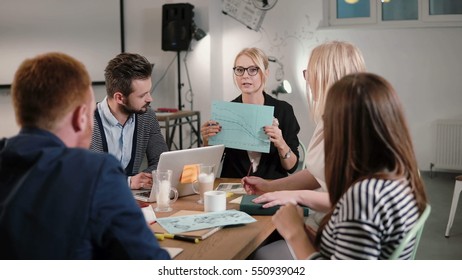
[204,191,226,212]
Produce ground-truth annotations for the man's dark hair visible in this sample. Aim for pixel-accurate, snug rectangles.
[104,53,152,97]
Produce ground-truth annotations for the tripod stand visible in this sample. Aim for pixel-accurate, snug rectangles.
[176,50,183,111]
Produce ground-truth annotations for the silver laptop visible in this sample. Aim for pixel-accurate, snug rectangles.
[133,144,225,202]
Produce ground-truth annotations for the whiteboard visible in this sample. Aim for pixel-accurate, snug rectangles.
[0,0,122,85]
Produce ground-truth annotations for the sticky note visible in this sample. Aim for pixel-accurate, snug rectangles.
[180,164,199,184]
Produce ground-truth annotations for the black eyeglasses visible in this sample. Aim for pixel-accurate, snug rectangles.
[233,66,260,76]
[302,69,307,80]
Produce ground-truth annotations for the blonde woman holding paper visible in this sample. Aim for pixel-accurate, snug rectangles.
[201,47,301,180]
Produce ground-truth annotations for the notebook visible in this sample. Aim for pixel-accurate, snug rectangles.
[132,144,225,202]
[239,195,310,216]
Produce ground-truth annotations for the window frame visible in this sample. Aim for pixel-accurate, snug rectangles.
[328,0,377,26]
[421,0,462,22]
[328,0,462,27]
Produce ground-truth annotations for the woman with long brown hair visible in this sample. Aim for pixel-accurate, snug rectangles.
[273,73,428,259]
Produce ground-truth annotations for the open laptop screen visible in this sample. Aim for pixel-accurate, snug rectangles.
[133,144,225,202]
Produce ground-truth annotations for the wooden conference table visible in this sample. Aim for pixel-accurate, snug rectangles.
[147,178,276,260]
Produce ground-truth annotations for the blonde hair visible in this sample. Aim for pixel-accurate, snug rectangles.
[307,41,366,122]
[12,52,91,130]
[233,47,269,93]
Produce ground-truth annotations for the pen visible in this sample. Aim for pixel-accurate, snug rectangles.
[164,233,200,244]
[155,233,165,241]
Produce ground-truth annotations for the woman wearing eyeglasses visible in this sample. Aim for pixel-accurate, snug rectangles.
[201,47,301,179]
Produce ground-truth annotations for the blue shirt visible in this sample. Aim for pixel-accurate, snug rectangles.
[97,97,135,169]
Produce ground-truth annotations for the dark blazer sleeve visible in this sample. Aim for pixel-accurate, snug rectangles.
[89,108,106,153]
[129,108,168,174]
[140,108,168,173]
[145,110,168,172]
[269,95,300,174]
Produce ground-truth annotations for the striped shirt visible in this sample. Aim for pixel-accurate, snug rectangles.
[311,178,419,260]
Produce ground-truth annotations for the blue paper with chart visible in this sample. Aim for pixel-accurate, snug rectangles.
[209,101,274,153]
[155,210,256,234]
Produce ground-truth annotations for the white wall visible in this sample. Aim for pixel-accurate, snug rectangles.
[0,89,18,137]
[1,0,461,171]
[212,0,462,170]
[316,27,462,170]
[0,0,121,85]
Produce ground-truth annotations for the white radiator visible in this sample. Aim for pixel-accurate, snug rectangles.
[432,119,462,172]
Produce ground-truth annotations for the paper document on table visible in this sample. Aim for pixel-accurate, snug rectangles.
[156,209,256,234]
[209,101,274,153]
[163,247,183,258]
[152,210,222,240]
[216,183,246,194]
[141,206,157,224]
